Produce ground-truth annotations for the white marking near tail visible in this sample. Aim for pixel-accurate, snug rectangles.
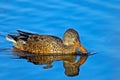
[6,36,16,43]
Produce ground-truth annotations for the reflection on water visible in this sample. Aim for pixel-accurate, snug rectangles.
[64,55,88,76]
[13,51,88,77]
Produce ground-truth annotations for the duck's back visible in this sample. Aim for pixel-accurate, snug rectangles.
[23,35,64,54]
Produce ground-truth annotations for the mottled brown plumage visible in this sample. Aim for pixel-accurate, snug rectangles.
[6,28,87,54]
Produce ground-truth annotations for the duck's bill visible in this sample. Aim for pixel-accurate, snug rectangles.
[74,41,87,54]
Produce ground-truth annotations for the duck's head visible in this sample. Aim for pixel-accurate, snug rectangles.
[63,28,87,53]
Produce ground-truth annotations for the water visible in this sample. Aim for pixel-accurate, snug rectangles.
[0,0,120,80]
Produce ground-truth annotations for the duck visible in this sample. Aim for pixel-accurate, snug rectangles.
[6,28,87,54]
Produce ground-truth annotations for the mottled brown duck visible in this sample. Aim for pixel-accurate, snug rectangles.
[6,28,87,54]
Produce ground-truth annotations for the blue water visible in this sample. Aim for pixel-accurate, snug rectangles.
[0,0,120,80]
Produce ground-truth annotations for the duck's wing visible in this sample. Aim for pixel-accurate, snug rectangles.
[17,30,37,37]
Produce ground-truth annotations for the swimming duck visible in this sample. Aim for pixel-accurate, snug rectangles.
[6,28,87,54]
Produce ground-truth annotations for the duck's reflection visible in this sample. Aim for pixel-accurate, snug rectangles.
[63,55,88,76]
[13,52,88,77]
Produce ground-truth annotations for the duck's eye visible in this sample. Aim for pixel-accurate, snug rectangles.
[67,34,71,38]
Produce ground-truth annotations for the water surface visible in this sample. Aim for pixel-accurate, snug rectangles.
[0,0,120,80]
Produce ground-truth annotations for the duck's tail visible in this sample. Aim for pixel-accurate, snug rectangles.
[6,34,18,43]
[6,30,35,44]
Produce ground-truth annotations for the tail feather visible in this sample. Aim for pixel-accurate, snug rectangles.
[6,34,18,43]
[6,30,34,43]
[6,34,27,44]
